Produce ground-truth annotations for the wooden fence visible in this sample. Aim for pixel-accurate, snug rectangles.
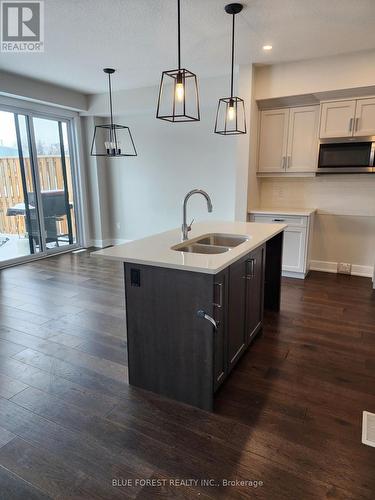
[0,156,75,237]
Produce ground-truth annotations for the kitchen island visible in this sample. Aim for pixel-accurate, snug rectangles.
[93,221,285,410]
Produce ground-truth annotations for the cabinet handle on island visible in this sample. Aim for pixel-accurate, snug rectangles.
[197,310,218,330]
[213,282,223,309]
[242,259,255,280]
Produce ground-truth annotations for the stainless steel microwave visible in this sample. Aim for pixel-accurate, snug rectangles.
[317,137,375,174]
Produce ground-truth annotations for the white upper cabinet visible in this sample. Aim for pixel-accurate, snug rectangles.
[319,100,356,138]
[320,97,375,138]
[258,106,319,173]
[354,98,375,136]
[287,106,320,172]
[258,108,289,172]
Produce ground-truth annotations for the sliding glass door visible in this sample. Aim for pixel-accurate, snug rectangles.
[32,117,76,250]
[0,107,79,266]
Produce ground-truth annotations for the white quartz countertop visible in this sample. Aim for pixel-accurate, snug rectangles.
[250,207,316,217]
[92,221,286,274]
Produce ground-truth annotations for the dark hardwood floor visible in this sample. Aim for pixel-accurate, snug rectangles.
[0,251,374,499]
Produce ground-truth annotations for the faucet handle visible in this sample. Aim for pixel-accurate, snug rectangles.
[188,218,195,231]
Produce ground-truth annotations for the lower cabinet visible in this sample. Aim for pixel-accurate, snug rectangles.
[213,269,228,390]
[250,211,314,279]
[246,245,266,342]
[226,245,265,373]
[211,245,265,391]
[125,237,280,411]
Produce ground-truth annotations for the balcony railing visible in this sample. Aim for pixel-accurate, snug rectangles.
[0,156,75,237]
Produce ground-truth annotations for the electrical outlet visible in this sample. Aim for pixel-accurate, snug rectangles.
[337,262,352,275]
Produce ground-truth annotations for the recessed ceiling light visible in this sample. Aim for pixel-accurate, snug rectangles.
[263,45,273,51]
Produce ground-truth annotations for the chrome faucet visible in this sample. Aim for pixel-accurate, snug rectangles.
[182,189,213,240]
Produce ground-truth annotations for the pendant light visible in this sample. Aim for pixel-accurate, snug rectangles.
[156,0,200,122]
[214,3,246,135]
[90,68,137,157]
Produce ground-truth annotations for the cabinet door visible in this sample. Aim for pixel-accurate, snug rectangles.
[354,98,375,136]
[319,100,356,138]
[213,269,228,391]
[287,106,319,172]
[282,227,307,274]
[258,108,289,172]
[245,245,265,344]
[227,254,248,370]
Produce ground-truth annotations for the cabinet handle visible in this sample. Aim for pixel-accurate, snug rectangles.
[213,282,223,309]
[349,117,353,133]
[251,258,256,277]
[281,156,286,169]
[242,258,255,280]
[272,218,285,222]
[355,117,360,132]
[197,310,218,330]
[287,155,291,168]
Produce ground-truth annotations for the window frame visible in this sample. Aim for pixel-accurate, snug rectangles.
[0,96,86,269]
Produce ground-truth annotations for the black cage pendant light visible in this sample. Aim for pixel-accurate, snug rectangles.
[156,0,200,122]
[90,68,137,157]
[215,3,246,135]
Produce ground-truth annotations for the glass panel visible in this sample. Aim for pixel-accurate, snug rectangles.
[0,111,41,263]
[61,122,76,244]
[32,117,76,250]
[319,142,371,168]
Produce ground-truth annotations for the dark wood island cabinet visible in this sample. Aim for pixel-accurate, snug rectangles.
[124,232,283,410]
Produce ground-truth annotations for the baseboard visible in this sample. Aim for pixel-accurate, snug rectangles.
[86,238,131,248]
[310,260,337,274]
[310,260,374,278]
[282,271,306,279]
[352,264,375,278]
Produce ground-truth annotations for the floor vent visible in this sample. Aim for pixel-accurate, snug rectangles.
[362,411,375,447]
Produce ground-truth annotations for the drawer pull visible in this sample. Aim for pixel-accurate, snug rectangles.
[273,218,285,222]
[242,258,256,280]
[197,310,218,330]
[213,282,223,309]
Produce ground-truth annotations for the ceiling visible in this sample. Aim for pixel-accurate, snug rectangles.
[1,0,375,94]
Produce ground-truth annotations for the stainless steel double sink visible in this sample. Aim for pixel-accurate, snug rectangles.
[172,233,249,254]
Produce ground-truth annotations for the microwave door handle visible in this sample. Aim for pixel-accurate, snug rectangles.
[370,142,375,167]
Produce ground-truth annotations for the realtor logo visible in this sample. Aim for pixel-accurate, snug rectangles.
[1,1,44,52]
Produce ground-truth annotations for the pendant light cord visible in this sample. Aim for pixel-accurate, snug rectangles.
[177,0,181,70]
[108,72,117,145]
[230,13,235,98]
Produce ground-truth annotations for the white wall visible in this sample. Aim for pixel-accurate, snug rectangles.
[260,177,375,273]
[81,116,113,245]
[255,49,375,100]
[252,51,375,276]
[105,109,235,241]
[84,72,254,243]
[0,70,87,111]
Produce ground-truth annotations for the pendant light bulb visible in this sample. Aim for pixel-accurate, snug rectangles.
[175,82,184,102]
[227,100,236,121]
[105,140,121,156]
[175,72,185,102]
